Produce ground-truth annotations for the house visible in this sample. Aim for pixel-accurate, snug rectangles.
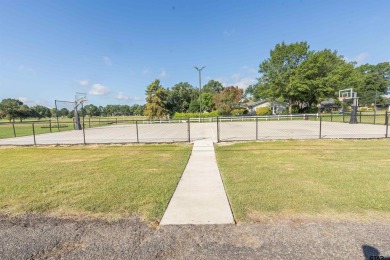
[320,98,339,112]
[243,100,288,115]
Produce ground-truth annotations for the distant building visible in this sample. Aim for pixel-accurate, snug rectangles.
[320,98,338,112]
[243,100,288,115]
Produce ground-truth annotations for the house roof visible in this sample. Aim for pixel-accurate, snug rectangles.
[243,100,288,108]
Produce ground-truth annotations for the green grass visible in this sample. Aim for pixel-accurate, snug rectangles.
[0,117,142,139]
[216,139,390,222]
[0,144,192,221]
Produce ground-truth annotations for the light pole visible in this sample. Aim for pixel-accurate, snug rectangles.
[194,66,205,118]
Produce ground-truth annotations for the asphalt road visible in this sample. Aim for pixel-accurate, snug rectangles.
[1,214,389,259]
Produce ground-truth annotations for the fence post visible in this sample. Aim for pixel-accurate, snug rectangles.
[116,118,118,125]
[73,118,75,129]
[89,117,91,128]
[136,120,139,143]
[217,117,220,143]
[32,123,36,145]
[343,112,345,123]
[12,122,16,137]
[256,117,258,140]
[99,118,101,125]
[385,110,389,138]
[82,119,86,145]
[49,120,52,133]
[330,112,333,122]
[319,115,322,139]
[187,117,191,143]
[360,111,362,123]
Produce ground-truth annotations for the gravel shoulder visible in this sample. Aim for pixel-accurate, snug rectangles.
[1,214,390,259]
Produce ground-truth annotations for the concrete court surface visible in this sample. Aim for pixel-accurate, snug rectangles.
[160,139,234,225]
[0,120,387,145]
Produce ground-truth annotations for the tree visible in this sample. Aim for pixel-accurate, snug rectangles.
[202,80,224,93]
[167,82,197,113]
[356,62,390,106]
[134,104,145,116]
[59,108,70,117]
[258,41,311,113]
[200,92,215,111]
[17,104,32,122]
[0,98,24,121]
[144,79,169,119]
[84,104,100,117]
[290,49,362,111]
[213,86,243,115]
[31,105,52,119]
[188,99,200,113]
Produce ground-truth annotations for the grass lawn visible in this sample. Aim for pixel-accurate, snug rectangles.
[0,144,192,221]
[215,139,390,222]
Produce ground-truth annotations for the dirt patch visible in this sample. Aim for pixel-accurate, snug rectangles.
[1,213,390,259]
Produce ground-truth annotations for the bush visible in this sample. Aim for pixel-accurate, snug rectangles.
[172,111,220,119]
[256,107,272,116]
[231,109,246,116]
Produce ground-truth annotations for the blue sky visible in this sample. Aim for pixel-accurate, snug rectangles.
[1,0,390,108]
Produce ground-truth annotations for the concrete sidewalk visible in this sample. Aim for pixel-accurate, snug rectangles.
[160,139,234,225]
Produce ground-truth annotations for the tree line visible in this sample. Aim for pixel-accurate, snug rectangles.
[0,98,146,122]
[245,41,390,113]
[143,79,244,119]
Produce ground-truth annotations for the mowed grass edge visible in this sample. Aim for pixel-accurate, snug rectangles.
[215,139,390,222]
[0,144,192,222]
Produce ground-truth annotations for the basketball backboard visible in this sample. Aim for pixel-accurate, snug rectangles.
[338,88,353,101]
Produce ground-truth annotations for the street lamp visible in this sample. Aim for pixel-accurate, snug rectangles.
[194,66,206,118]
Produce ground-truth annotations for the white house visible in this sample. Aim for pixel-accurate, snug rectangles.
[244,100,288,115]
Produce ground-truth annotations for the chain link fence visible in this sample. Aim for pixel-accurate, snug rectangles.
[0,112,388,145]
[216,112,389,142]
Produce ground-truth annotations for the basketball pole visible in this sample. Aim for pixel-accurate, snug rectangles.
[349,92,358,124]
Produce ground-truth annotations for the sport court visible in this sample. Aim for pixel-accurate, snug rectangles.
[0,120,386,145]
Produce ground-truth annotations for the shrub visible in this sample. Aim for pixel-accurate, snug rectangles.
[231,109,246,116]
[172,111,220,119]
[256,107,272,116]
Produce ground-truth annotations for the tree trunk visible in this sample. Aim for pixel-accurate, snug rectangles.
[288,100,292,114]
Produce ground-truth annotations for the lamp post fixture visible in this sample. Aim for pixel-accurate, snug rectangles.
[194,66,205,118]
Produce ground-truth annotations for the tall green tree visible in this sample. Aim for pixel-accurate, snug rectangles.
[84,104,100,117]
[290,49,362,111]
[31,105,52,119]
[258,41,311,113]
[356,62,390,106]
[167,82,197,113]
[200,92,215,111]
[0,98,23,121]
[144,79,169,119]
[213,86,243,115]
[202,80,224,93]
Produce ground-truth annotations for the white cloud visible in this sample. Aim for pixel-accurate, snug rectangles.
[103,56,112,66]
[159,69,167,78]
[78,79,89,86]
[232,77,256,90]
[242,65,257,74]
[354,52,369,65]
[88,84,110,96]
[345,52,369,65]
[232,73,241,81]
[18,97,32,103]
[115,92,129,101]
